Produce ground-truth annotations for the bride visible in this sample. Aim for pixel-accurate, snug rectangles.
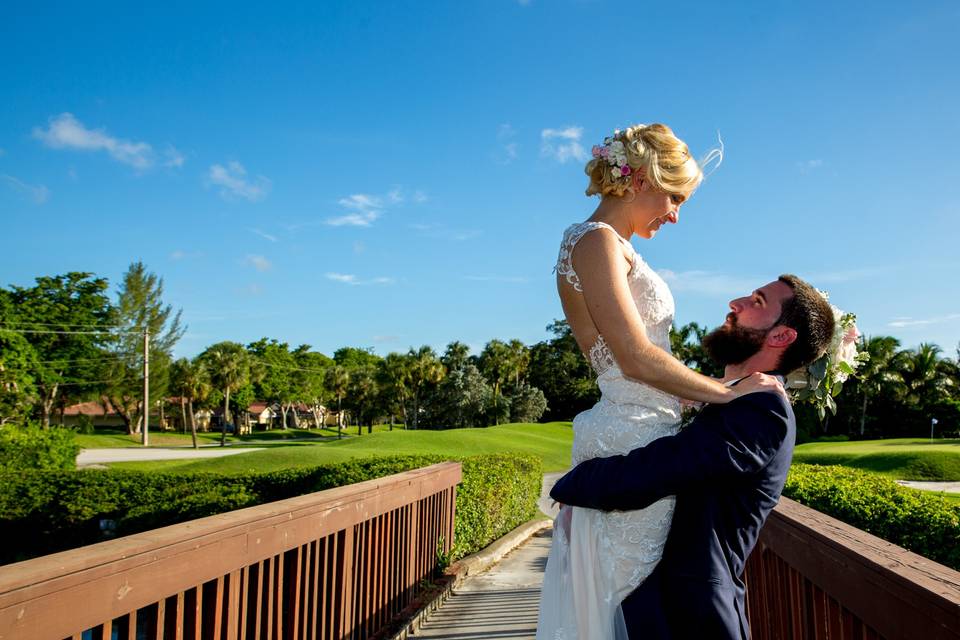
[537,124,780,639]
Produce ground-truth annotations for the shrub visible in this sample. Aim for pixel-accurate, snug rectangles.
[0,453,542,565]
[71,415,96,435]
[784,464,960,570]
[0,424,78,471]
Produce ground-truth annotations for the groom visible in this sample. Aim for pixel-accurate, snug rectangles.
[551,274,835,640]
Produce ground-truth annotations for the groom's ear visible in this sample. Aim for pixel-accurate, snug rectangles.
[765,326,797,349]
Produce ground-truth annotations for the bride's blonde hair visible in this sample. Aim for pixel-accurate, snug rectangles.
[585,123,718,199]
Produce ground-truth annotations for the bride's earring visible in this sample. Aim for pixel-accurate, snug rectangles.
[623,189,636,204]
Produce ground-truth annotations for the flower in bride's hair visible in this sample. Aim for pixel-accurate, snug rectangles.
[620,165,632,176]
[592,145,602,159]
[599,146,609,158]
[611,166,622,178]
[608,140,627,166]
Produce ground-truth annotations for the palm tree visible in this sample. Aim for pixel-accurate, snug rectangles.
[506,339,530,390]
[442,341,471,372]
[899,343,942,405]
[325,365,350,439]
[853,336,904,436]
[199,342,250,446]
[479,340,512,425]
[380,353,412,429]
[408,346,445,429]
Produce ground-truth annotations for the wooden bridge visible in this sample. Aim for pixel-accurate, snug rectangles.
[0,463,958,639]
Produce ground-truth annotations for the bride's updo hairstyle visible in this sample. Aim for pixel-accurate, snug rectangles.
[585,123,712,200]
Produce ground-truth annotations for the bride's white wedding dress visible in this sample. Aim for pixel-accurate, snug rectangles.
[537,221,682,640]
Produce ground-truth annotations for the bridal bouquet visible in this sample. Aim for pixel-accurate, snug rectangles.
[786,292,869,419]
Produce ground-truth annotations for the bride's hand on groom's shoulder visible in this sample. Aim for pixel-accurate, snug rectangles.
[731,372,787,402]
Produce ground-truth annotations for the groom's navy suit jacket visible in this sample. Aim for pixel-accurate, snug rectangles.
[550,389,795,640]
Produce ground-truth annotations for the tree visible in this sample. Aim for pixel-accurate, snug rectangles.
[198,342,250,446]
[479,340,513,425]
[850,336,904,436]
[0,329,40,424]
[6,273,114,426]
[670,322,723,377]
[407,346,445,429]
[325,365,350,438]
[510,383,548,423]
[378,352,412,428]
[527,320,599,421]
[422,363,491,428]
[506,339,531,390]
[345,367,377,434]
[168,358,211,449]
[293,347,332,430]
[441,341,472,372]
[247,338,297,429]
[104,263,184,435]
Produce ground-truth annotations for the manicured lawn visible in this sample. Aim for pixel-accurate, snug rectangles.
[793,438,960,482]
[74,425,391,448]
[107,422,575,474]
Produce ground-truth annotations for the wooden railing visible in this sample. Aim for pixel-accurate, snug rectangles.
[0,462,461,640]
[745,496,960,640]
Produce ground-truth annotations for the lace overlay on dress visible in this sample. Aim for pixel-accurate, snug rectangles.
[537,221,683,640]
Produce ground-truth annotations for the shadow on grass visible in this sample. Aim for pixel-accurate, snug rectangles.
[792,450,960,481]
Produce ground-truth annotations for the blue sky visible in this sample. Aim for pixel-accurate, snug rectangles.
[2,1,958,360]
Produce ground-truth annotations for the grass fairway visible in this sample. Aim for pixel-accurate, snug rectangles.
[793,438,960,482]
[108,422,575,474]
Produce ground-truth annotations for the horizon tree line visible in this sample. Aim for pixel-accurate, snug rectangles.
[1,267,957,441]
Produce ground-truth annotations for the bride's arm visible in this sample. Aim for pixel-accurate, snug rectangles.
[572,230,748,405]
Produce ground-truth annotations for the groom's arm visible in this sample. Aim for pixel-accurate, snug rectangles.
[551,392,789,511]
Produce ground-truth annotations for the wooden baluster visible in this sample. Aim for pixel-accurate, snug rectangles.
[339,527,355,640]
[226,570,241,640]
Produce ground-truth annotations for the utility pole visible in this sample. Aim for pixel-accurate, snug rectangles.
[142,329,150,447]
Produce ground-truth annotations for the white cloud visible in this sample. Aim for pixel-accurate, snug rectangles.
[387,188,404,204]
[797,159,823,174]
[245,254,272,272]
[169,249,204,261]
[372,335,400,342]
[657,270,759,297]
[1,174,49,204]
[887,313,960,328]
[463,275,529,283]
[208,161,271,202]
[410,223,481,241]
[540,126,587,163]
[163,145,185,168]
[325,272,395,286]
[413,190,428,203]
[326,193,383,226]
[495,124,519,164]
[33,113,155,169]
[250,228,278,242]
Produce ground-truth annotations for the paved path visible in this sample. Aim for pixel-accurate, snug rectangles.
[76,447,264,466]
[411,472,564,639]
[897,480,960,493]
[412,530,552,639]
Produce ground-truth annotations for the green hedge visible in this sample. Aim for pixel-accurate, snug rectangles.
[784,464,960,570]
[0,453,542,565]
[0,425,78,471]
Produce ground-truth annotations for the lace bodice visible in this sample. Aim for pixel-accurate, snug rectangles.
[555,221,680,417]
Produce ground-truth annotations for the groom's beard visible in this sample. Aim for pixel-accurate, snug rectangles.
[702,315,769,367]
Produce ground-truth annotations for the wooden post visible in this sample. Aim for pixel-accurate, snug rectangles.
[141,329,149,447]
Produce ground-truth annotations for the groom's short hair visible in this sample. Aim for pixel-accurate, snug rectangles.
[773,274,835,374]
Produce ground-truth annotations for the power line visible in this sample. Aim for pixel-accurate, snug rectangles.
[0,328,138,336]
[0,321,128,330]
